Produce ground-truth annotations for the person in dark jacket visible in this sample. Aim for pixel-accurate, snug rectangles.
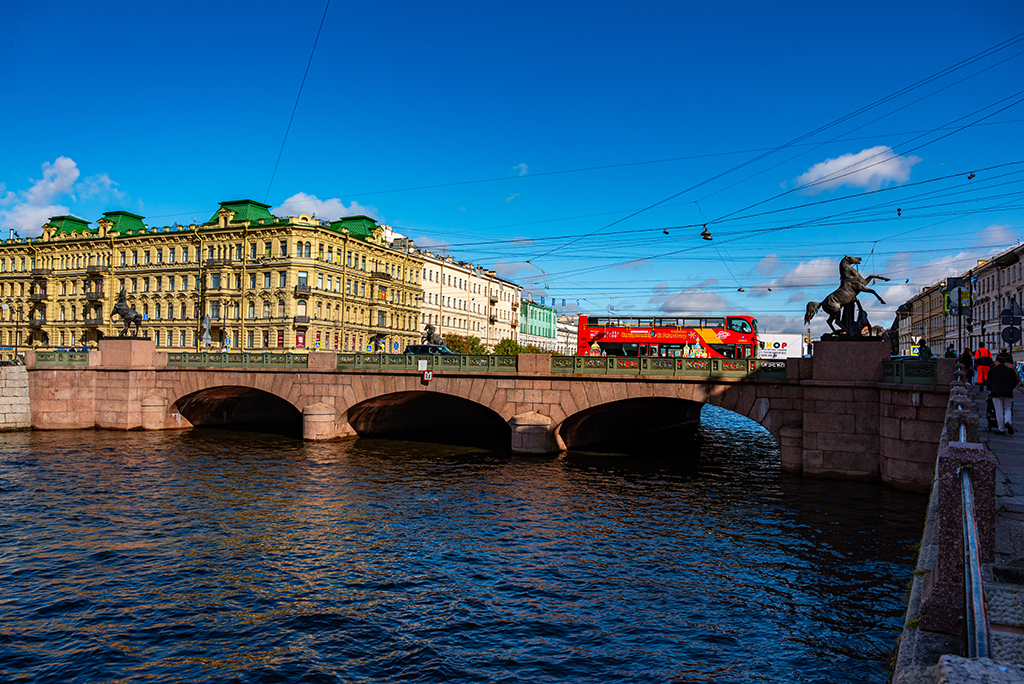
[987,353,1020,434]
[958,347,974,376]
[945,344,957,358]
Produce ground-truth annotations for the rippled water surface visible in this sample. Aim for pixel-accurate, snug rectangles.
[0,407,926,683]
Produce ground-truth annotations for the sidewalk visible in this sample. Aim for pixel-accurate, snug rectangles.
[968,384,1024,664]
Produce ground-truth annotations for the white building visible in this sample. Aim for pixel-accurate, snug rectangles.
[413,249,521,350]
[556,315,578,355]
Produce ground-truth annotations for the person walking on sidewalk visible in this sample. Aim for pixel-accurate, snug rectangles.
[959,347,974,377]
[975,344,993,385]
[987,353,1020,434]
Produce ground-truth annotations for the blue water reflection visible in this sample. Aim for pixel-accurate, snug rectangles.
[0,406,924,683]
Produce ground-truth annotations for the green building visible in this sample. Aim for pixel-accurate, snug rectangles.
[519,297,557,351]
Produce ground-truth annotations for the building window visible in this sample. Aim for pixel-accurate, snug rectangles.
[155,303,161,320]
[279,271,286,287]
[304,242,312,258]
[278,300,285,317]
[250,243,257,259]
[317,273,323,289]
[249,273,256,289]
[280,240,288,257]
[361,256,366,270]
[297,300,307,317]
[211,273,221,289]
[262,301,270,318]
[346,279,351,295]
[297,271,308,287]
[183,247,189,263]
[169,248,176,263]
[264,272,271,288]
[247,302,255,319]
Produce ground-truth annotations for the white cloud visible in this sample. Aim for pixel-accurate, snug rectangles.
[648,279,734,314]
[505,193,520,203]
[796,146,920,194]
[981,223,1015,247]
[615,258,650,271]
[493,260,537,278]
[273,192,381,221]
[0,157,125,236]
[756,253,783,276]
[513,163,528,176]
[411,235,451,254]
[756,256,838,303]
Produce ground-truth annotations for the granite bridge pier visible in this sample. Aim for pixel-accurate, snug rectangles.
[24,338,954,491]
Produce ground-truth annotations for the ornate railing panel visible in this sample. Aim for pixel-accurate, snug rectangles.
[882,359,937,385]
[166,352,308,368]
[34,351,89,367]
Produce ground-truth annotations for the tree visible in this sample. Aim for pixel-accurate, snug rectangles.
[520,344,548,354]
[493,338,521,355]
[443,333,487,355]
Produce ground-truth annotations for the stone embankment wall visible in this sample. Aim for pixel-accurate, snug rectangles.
[0,366,31,431]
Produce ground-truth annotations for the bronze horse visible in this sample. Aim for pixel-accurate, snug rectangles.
[112,288,143,337]
[804,256,889,334]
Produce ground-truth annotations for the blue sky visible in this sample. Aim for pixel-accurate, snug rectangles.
[2,1,1023,334]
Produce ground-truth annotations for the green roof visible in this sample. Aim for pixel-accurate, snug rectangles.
[329,215,378,241]
[100,211,146,234]
[46,215,91,235]
[208,199,274,224]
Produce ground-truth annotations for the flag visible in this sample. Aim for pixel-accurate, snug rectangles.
[540,297,545,306]
[562,299,566,307]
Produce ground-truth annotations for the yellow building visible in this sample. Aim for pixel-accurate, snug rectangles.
[0,199,424,357]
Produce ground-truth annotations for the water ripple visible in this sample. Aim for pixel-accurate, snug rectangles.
[0,407,925,683]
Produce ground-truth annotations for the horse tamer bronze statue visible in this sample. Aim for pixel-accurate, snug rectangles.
[804,255,889,337]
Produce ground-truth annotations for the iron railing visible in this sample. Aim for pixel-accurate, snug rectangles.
[960,466,990,658]
[166,352,308,368]
[337,353,518,373]
[882,359,938,385]
[551,355,788,379]
[34,350,89,367]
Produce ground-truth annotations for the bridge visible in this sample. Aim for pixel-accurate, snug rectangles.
[26,338,955,491]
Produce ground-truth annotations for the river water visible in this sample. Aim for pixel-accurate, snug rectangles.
[0,406,926,683]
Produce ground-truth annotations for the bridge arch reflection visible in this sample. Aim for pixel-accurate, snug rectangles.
[344,391,511,449]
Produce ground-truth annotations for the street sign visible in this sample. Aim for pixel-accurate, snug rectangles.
[949,287,968,314]
[1002,327,1022,344]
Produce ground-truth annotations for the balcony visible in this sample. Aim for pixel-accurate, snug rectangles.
[489,297,498,305]
[28,318,46,328]
[86,265,107,274]
[31,268,52,277]
[489,316,497,324]
[294,315,310,325]
[206,258,233,267]
[370,271,392,281]
[29,293,48,301]
[85,291,104,300]
[294,285,311,295]
[83,317,104,327]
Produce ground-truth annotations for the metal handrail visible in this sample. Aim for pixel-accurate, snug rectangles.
[960,466,990,658]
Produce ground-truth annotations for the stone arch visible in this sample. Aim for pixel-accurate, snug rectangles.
[341,389,511,448]
[556,396,704,451]
[167,383,303,436]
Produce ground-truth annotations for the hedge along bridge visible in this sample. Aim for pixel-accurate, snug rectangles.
[27,338,956,491]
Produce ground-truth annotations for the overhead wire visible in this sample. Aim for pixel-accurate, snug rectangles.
[264,0,332,202]
[520,31,1024,265]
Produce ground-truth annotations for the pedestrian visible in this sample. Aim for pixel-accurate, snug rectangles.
[958,347,974,377]
[1003,347,1015,363]
[987,353,1020,435]
[975,344,993,385]
[944,343,957,358]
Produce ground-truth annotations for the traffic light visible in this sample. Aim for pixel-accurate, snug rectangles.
[967,316,973,333]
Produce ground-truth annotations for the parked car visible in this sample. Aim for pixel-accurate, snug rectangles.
[403,344,458,355]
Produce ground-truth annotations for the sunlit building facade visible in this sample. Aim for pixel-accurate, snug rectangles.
[0,200,424,357]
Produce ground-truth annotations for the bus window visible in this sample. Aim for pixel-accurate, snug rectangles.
[727,318,753,334]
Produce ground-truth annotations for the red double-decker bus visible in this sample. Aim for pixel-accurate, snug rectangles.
[576,314,759,359]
